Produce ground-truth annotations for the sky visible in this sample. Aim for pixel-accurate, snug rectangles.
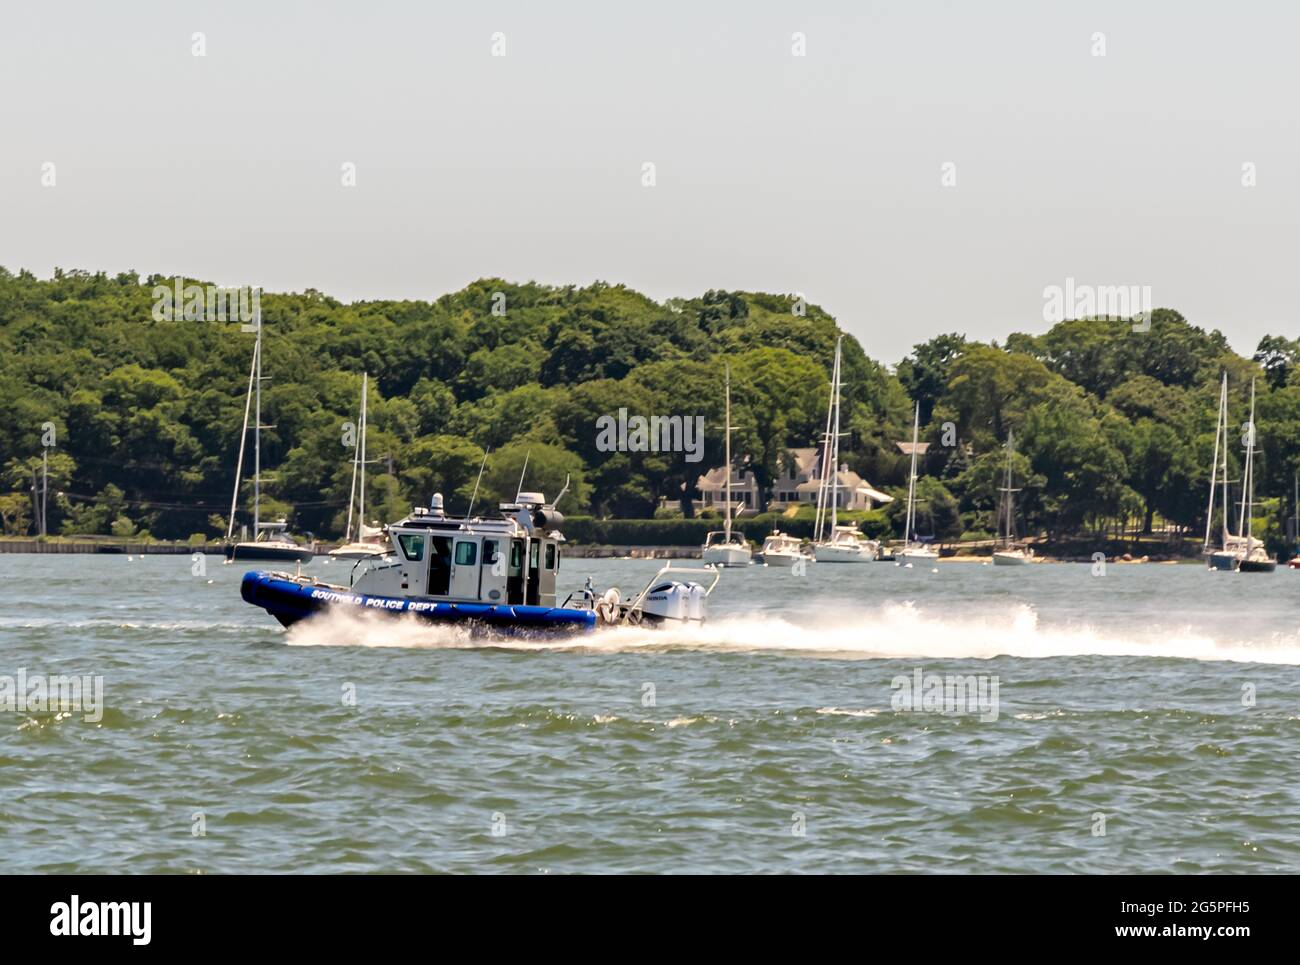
[1,0,1296,364]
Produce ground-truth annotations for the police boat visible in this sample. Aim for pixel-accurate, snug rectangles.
[240,491,720,635]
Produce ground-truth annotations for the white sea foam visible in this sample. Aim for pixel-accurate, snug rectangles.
[282,600,1300,665]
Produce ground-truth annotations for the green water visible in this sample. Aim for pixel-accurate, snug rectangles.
[2,554,1298,873]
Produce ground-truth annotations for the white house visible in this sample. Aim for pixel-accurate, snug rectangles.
[699,446,893,513]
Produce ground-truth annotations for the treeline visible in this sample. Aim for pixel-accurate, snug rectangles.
[1,266,1297,552]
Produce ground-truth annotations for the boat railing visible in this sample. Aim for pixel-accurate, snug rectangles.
[624,561,721,614]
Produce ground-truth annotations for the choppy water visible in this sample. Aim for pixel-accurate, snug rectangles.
[2,553,1299,873]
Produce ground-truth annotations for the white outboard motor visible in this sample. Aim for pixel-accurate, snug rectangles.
[640,580,691,623]
[686,582,706,622]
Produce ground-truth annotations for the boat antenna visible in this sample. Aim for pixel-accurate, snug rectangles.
[554,473,571,508]
[466,446,491,517]
[515,450,531,501]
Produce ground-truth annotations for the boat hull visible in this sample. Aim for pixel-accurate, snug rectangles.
[812,545,874,563]
[225,543,315,563]
[701,545,751,567]
[1207,551,1242,571]
[240,571,597,634]
[895,550,939,564]
[992,551,1031,566]
[763,552,805,567]
[1239,558,1277,573]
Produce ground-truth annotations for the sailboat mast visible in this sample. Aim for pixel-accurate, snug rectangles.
[1241,378,1257,545]
[723,363,733,544]
[226,336,258,541]
[1002,432,1015,548]
[253,311,262,534]
[1203,374,1224,553]
[904,402,920,544]
[829,338,842,533]
[813,344,837,544]
[358,372,368,537]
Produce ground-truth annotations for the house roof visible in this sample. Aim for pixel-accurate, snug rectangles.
[696,466,758,491]
[895,441,931,455]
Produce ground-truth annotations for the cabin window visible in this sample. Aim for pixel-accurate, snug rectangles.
[483,539,499,566]
[545,543,556,570]
[454,541,477,566]
[397,534,425,561]
[529,542,539,568]
[510,541,522,570]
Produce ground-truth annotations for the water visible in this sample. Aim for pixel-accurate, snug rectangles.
[3,554,1299,873]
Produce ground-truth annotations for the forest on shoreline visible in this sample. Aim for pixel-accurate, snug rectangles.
[3,266,1299,555]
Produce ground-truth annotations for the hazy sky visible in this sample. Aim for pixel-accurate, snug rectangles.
[2,0,1296,363]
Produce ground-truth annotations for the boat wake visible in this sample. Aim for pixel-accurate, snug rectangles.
[284,601,1300,665]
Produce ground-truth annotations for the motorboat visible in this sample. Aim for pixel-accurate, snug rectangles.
[242,491,721,634]
[225,519,315,563]
[761,530,811,567]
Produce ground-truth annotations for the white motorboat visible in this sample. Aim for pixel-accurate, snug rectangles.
[700,364,752,567]
[329,372,390,561]
[895,401,938,564]
[761,530,810,567]
[992,430,1033,566]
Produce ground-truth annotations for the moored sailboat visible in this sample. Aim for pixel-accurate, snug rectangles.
[701,364,752,567]
[329,372,390,560]
[894,402,938,564]
[811,336,877,563]
[992,430,1033,566]
[1236,378,1276,573]
[222,313,314,563]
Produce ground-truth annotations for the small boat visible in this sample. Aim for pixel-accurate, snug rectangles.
[225,519,315,563]
[896,401,939,564]
[1205,376,1275,572]
[221,314,315,563]
[992,430,1034,566]
[809,337,877,564]
[761,530,810,567]
[1237,380,1276,572]
[329,372,390,561]
[813,525,878,563]
[242,491,721,634]
[700,364,752,567]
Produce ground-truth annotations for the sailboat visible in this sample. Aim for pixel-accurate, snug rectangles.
[992,430,1033,566]
[330,373,390,560]
[701,364,752,567]
[1204,373,1245,571]
[1237,378,1276,573]
[811,336,878,563]
[895,402,938,564]
[223,312,315,563]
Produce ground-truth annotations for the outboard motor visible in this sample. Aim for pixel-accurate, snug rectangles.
[640,580,694,623]
[686,582,705,622]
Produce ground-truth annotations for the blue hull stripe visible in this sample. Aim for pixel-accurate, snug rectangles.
[241,571,596,633]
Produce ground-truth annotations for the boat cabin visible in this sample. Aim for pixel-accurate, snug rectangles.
[351,492,564,607]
